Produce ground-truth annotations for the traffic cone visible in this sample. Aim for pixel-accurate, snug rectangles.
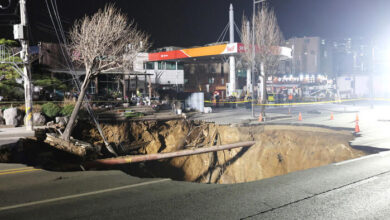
[356,113,359,122]
[258,113,263,122]
[298,112,302,121]
[330,112,334,120]
[355,121,360,133]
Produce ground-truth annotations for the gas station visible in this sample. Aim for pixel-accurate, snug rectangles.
[138,4,292,101]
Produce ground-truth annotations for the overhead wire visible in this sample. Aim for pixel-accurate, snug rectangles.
[45,0,117,156]
[49,0,116,155]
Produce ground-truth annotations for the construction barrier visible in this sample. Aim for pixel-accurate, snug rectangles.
[205,98,370,106]
[1,97,390,107]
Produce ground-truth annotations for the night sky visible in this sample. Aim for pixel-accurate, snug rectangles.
[1,0,390,48]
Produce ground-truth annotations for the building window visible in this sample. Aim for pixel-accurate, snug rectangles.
[166,62,176,70]
[89,82,96,94]
[145,62,154,70]
[158,62,165,70]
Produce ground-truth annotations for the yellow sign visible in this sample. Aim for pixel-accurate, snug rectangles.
[215,86,226,90]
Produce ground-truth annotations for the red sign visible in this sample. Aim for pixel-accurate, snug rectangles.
[148,50,188,61]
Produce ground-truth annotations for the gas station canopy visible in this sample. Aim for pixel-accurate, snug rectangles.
[148,43,292,62]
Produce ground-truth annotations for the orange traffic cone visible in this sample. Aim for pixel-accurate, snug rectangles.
[258,113,263,122]
[298,112,302,121]
[330,112,334,120]
[355,121,360,133]
[356,113,359,122]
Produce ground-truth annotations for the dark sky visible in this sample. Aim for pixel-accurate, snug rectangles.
[1,0,390,47]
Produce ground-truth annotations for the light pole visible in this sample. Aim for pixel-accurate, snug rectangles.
[251,0,266,118]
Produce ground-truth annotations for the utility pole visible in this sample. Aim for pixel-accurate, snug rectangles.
[228,4,236,97]
[246,21,252,97]
[15,0,33,130]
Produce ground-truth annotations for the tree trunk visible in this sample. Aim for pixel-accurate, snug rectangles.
[122,75,127,101]
[62,76,91,141]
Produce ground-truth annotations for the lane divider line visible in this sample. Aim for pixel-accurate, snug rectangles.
[0,168,41,176]
[0,178,171,212]
[0,167,35,173]
[334,154,379,166]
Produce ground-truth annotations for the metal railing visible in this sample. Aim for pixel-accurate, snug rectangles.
[0,45,23,64]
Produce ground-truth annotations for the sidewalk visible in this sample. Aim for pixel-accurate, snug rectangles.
[189,105,390,152]
[0,127,35,139]
[190,107,290,125]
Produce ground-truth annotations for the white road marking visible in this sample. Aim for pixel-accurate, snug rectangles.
[379,150,390,157]
[334,154,379,166]
[0,178,170,212]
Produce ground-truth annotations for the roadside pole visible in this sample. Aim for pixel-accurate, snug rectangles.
[17,0,33,131]
[228,4,236,97]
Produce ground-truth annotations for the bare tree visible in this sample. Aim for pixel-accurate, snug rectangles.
[62,4,150,141]
[241,5,283,115]
[154,70,164,96]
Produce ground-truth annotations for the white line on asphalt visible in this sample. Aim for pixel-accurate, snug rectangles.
[379,151,390,157]
[333,154,379,166]
[0,178,170,212]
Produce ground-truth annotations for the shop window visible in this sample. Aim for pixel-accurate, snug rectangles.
[89,82,96,94]
[145,62,154,70]
[158,62,165,70]
[166,62,176,70]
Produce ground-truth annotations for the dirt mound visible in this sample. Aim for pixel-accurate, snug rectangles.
[78,120,366,184]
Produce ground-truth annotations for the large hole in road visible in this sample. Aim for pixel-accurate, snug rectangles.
[72,119,367,184]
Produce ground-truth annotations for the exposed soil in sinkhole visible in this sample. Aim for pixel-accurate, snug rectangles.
[71,120,367,184]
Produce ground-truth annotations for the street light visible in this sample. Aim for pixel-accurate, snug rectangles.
[251,0,267,118]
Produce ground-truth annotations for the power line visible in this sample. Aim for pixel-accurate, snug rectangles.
[44,0,117,156]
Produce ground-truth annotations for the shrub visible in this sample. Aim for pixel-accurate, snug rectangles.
[61,104,75,117]
[41,102,61,118]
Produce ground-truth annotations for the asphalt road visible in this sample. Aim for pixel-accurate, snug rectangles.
[1,151,390,219]
[1,101,390,219]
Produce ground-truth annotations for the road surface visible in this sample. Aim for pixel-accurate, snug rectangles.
[1,101,390,219]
